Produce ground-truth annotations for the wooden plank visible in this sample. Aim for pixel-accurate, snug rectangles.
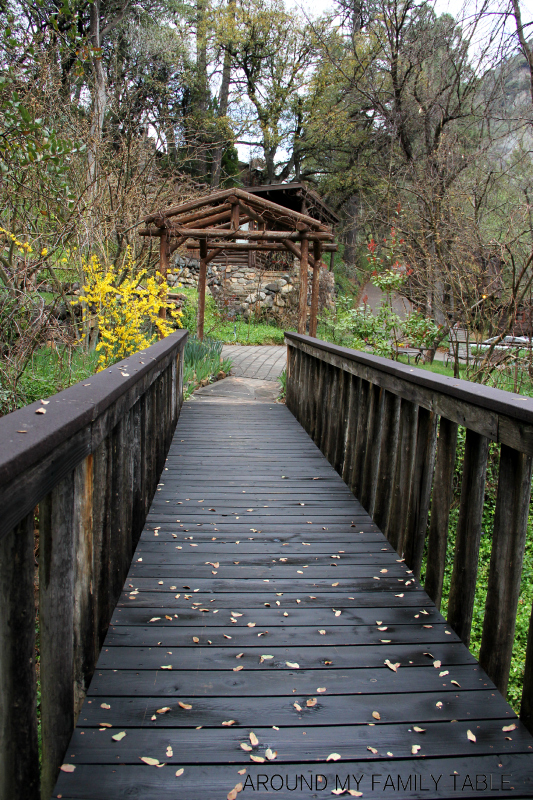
[373,390,400,535]
[403,407,438,578]
[309,241,321,337]
[479,445,533,694]
[0,513,39,800]
[360,383,382,515]
[388,399,418,553]
[52,755,533,800]
[40,475,76,800]
[424,418,458,609]
[447,430,489,647]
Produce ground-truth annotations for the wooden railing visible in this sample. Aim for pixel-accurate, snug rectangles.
[285,332,533,733]
[0,330,187,800]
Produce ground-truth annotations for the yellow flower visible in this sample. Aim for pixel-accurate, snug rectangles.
[41,248,48,256]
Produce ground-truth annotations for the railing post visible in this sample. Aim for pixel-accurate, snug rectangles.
[521,604,533,734]
[40,476,75,800]
[403,407,438,577]
[361,384,382,515]
[447,429,489,647]
[350,379,370,500]
[0,514,40,800]
[479,445,533,695]
[424,417,458,609]
[388,399,418,553]
[373,390,401,535]
[341,375,360,486]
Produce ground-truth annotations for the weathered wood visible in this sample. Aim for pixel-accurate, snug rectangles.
[197,239,208,341]
[403,407,438,577]
[309,241,321,337]
[350,379,371,499]
[447,429,489,647]
[341,375,360,485]
[40,475,76,800]
[297,237,309,334]
[479,445,533,695]
[360,383,382,514]
[424,417,458,609]
[388,399,418,553]
[372,390,401,534]
[0,513,39,800]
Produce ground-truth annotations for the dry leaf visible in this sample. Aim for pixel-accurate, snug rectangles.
[367,746,378,754]
[439,670,449,677]
[175,768,184,777]
[433,660,442,669]
[332,582,339,587]
[178,702,192,710]
[233,665,244,672]
[286,661,299,668]
[451,680,461,687]
[35,407,46,415]
[60,764,76,773]
[161,665,172,670]
[236,653,244,659]
[413,726,426,733]
[140,757,160,766]
[377,626,388,631]
[384,659,400,672]
[149,617,161,623]
[502,723,517,732]
[249,732,259,746]
[372,711,380,720]
[240,743,252,751]
[250,755,265,763]
[319,629,326,635]
[222,720,236,726]
[99,723,112,727]
[192,637,199,643]
[317,687,326,693]
[112,731,126,741]
[247,623,256,628]
[334,610,341,617]
[157,707,171,715]
[166,746,173,757]
[228,790,238,800]
[238,769,247,775]
[101,703,111,709]
[395,593,404,598]
[307,698,317,707]
[466,730,477,742]
[326,753,341,761]
[436,701,443,708]
[293,702,302,711]
[265,748,277,760]
[411,745,421,755]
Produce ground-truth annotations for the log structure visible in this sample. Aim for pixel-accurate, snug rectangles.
[140,188,337,338]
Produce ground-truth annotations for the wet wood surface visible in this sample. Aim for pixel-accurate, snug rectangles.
[54,402,533,799]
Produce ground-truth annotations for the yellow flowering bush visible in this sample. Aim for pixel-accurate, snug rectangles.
[0,226,33,253]
[73,248,182,371]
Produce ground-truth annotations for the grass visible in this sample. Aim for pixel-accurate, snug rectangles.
[183,334,233,399]
[176,286,285,345]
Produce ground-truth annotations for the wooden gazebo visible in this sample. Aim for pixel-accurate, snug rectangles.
[140,188,337,339]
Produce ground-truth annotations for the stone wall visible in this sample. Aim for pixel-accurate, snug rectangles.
[169,254,336,323]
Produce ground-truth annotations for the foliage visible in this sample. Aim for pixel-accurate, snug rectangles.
[72,249,182,370]
[177,287,285,344]
[277,367,287,401]
[183,334,232,399]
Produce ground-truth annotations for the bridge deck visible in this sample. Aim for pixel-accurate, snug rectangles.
[55,401,533,799]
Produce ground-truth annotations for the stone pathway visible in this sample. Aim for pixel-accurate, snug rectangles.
[221,344,286,380]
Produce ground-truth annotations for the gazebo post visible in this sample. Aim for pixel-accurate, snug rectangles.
[158,232,169,335]
[197,238,208,341]
[309,241,322,338]
[298,237,309,334]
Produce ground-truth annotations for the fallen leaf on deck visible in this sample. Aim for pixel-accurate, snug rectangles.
[222,720,236,726]
[502,723,517,732]
[467,730,476,742]
[60,764,76,772]
[433,660,441,669]
[249,732,259,746]
[411,745,421,755]
[101,703,111,709]
[233,665,244,672]
[157,707,171,714]
[192,637,199,644]
[265,748,277,760]
[178,702,192,710]
[112,731,126,741]
[327,753,341,761]
[317,687,326,692]
[372,711,380,720]
[140,757,160,766]
[286,662,299,668]
[293,702,302,711]
[307,698,317,707]
[367,746,378,754]
[384,660,400,672]
[240,743,252,751]
[175,768,184,777]
[319,629,326,635]
[149,617,161,622]
[413,726,426,733]
[166,746,173,757]
[250,755,265,763]
[451,680,461,687]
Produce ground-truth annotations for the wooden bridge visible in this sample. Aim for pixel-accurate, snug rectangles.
[2,331,533,799]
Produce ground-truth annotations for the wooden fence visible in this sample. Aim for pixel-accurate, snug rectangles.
[285,332,533,734]
[0,330,187,800]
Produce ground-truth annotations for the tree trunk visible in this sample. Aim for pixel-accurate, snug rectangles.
[211,0,234,188]
[87,0,107,192]
[342,194,359,270]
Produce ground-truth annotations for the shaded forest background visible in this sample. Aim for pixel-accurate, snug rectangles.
[1,0,533,411]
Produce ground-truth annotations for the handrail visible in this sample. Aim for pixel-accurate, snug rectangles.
[285,332,533,734]
[0,330,187,800]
